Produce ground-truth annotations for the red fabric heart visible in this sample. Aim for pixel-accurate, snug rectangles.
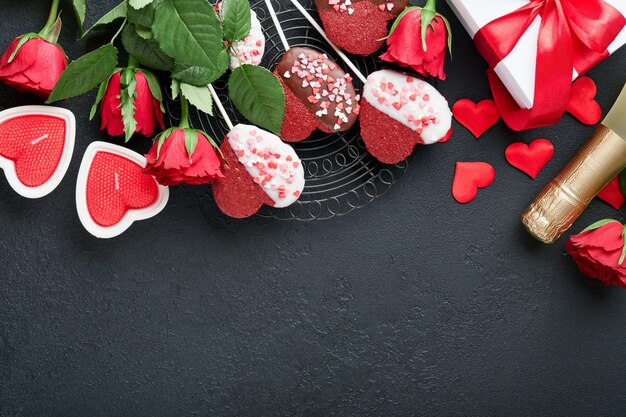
[0,114,67,187]
[566,77,602,125]
[505,139,554,179]
[596,176,625,210]
[86,151,160,227]
[452,162,496,204]
[452,99,500,138]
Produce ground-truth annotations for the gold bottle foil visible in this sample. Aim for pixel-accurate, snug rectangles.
[522,125,626,244]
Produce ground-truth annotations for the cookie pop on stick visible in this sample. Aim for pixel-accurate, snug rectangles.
[291,0,452,164]
[208,85,305,219]
[263,0,360,142]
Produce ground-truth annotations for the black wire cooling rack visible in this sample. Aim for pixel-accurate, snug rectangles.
[172,0,413,221]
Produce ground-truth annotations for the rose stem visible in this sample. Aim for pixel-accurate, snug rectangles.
[289,0,368,84]
[179,95,191,129]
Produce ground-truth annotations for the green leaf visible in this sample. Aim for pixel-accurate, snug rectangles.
[582,219,620,233]
[127,0,156,27]
[420,6,437,51]
[8,33,38,63]
[139,69,165,113]
[122,25,174,71]
[89,79,109,120]
[129,0,155,9]
[73,0,87,33]
[184,128,198,157]
[171,52,229,86]
[228,64,285,135]
[120,68,138,142]
[221,0,252,42]
[47,44,119,103]
[171,79,180,100]
[83,2,128,38]
[152,0,228,84]
[180,83,213,116]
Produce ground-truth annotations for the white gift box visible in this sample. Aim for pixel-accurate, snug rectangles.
[446,0,626,109]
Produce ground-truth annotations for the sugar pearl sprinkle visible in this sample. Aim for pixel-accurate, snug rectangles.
[227,124,305,208]
[363,69,452,145]
[286,51,360,131]
[327,0,395,14]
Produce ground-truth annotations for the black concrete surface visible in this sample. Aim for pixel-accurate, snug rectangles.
[1,1,625,416]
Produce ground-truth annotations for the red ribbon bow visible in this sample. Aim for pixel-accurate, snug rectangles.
[473,0,625,131]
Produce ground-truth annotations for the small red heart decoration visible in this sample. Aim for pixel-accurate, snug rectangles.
[505,139,554,179]
[77,142,169,239]
[566,77,602,125]
[452,162,496,204]
[596,176,625,210]
[452,99,500,138]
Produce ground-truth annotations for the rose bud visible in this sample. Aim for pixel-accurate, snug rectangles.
[93,66,165,142]
[565,220,626,288]
[144,127,224,186]
[380,1,451,81]
[0,16,68,98]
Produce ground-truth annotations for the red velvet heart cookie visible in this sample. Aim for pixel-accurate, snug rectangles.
[452,99,500,138]
[0,106,75,198]
[452,162,495,204]
[274,47,360,142]
[360,69,452,164]
[315,0,409,56]
[212,124,305,218]
[76,142,169,239]
[505,139,554,179]
[566,77,602,125]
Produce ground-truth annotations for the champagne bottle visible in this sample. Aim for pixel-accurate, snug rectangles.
[522,83,626,244]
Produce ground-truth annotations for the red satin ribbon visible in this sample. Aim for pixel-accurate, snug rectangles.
[473,0,625,131]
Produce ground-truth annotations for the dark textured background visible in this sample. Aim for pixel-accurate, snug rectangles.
[1,1,626,416]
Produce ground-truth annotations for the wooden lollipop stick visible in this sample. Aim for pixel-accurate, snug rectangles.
[208,84,234,130]
[264,0,291,52]
[289,0,368,84]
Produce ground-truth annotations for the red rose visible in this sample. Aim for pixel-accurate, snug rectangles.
[0,36,68,98]
[566,220,626,288]
[98,69,165,139]
[380,7,449,80]
[144,128,224,186]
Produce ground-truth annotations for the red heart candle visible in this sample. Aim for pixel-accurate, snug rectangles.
[0,106,75,198]
[76,142,169,239]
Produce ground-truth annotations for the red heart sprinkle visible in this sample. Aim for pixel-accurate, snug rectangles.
[452,99,500,138]
[504,139,554,179]
[596,176,625,210]
[566,76,602,125]
[452,162,495,204]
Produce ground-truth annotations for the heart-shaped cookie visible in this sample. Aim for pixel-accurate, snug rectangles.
[452,162,495,204]
[0,106,75,198]
[566,76,602,125]
[76,142,169,239]
[505,139,554,179]
[274,47,360,142]
[452,99,500,138]
[360,70,452,164]
[315,0,409,56]
[596,176,625,210]
[212,124,305,218]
